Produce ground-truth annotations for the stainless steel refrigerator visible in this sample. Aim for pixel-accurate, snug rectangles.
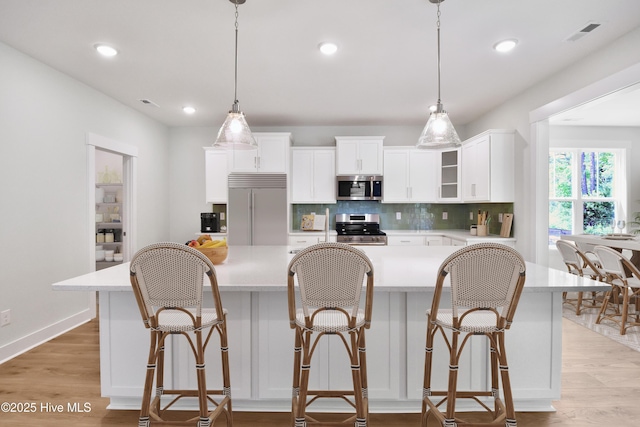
[227,173,288,245]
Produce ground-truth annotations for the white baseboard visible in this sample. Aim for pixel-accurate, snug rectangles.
[0,309,94,365]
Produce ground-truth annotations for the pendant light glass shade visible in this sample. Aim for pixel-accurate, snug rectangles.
[214,0,257,150]
[417,0,461,150]
[214,103,257,149]
[417,103,461,149]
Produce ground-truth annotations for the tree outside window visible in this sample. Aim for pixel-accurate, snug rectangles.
[548,149,619,245]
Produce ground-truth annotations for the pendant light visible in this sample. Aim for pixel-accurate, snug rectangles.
[417,0,461,149]
[214,0,257,150]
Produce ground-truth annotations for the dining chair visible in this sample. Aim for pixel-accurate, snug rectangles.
[287,242,374,427]
[421,243,526,427]
[556,240,605,315]
[129,242,232,427]
[593,245,640,335]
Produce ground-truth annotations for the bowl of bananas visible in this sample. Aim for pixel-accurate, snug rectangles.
[187,235,228,265]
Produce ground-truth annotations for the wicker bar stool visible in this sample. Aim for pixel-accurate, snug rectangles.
[287,242,374,427]
[422,243,526,427]
[129,242,232,427]
[556,240,605,315]
[593,245,640,335]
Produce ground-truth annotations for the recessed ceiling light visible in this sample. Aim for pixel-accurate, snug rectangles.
[493,39,518,53]
[182,106,196,115]
[318,42,338,55]
[94,44,118,57]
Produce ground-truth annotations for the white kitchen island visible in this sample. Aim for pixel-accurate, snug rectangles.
[52,245,606,413]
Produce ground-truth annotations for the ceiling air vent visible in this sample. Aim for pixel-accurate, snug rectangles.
[565,21,601,42]
[139,99,159,107]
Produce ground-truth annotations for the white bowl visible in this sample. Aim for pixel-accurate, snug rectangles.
[96,250,105,261]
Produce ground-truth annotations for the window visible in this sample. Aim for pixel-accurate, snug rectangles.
[548,148,625,245]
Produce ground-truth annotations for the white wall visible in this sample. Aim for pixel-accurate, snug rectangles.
[0,41,170,362]
[464,26,640,261]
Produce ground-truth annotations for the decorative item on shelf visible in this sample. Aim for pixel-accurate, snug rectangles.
[416,0,462,150]
[105,250,114,262]
[213,0,257,150]
[96,230,105,243]
[95,186,105,203]
[301,214,326,231]
[105,229,115,243]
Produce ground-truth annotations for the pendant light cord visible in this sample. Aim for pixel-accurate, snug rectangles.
[436,0,442,107]
[233,2,239,109]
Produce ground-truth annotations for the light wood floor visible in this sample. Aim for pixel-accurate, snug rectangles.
[1,317,640,426]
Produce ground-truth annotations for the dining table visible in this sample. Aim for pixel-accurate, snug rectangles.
[560,233,640,270]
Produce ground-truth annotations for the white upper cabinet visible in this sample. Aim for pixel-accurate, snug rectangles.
[335,136,384,175]
[383,148,437,203]
[438,148,461,202]
[204,147,228,203]
[228,132,291,173]
[461,130,514,202]
[291,148,336,203]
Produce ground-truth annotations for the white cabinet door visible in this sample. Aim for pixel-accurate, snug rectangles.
[335,137,384,175]
[383,150,410,202]
[462,135,490,201]
[291,148,336,203]
[461,130,514,203]
[383,148,437,203]
[204,148,228,203]
[425,236,444,246]
[387,235,425,246]
[229,132,290,173]
[312,150,336,202]
[358,139,384,174]
[291,149,313,202]
[409,150,438,202]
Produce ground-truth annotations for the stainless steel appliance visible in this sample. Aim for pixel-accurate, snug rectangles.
[335,213,387,245]
[228,173,288,245]
[336,175,383,201]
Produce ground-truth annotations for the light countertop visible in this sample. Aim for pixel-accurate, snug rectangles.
[53,245,604,293]
[289,229,514,242]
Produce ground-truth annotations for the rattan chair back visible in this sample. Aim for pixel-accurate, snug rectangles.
[130,242,224,328]
[556,239,602,278]
[288,242,374,320]
[433,243,526,327]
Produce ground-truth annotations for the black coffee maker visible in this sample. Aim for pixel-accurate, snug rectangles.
[200,213,219,233]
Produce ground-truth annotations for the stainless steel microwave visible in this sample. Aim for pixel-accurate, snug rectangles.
[336,175,383,201]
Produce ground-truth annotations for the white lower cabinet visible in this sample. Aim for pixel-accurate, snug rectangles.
[387,235,425,246]
[257,292,401,402]
[288,234,335,246]
[425,236,444,246]
[443,237,467,246]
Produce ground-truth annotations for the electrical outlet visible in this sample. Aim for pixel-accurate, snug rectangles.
[0,309,10,327]
[220,212,225,221]
[499,213,503,223]
[442,212,448,220]
[469,212,473,220]
[396,212,401,220]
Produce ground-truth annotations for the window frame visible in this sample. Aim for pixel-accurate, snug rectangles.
[549,146,627,240]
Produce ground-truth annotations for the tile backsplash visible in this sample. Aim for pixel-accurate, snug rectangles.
[292,202,514,236]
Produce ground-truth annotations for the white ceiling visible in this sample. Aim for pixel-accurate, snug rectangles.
[1,0,640,128]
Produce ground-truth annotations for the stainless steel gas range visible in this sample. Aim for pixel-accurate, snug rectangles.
[335,213,387,246]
